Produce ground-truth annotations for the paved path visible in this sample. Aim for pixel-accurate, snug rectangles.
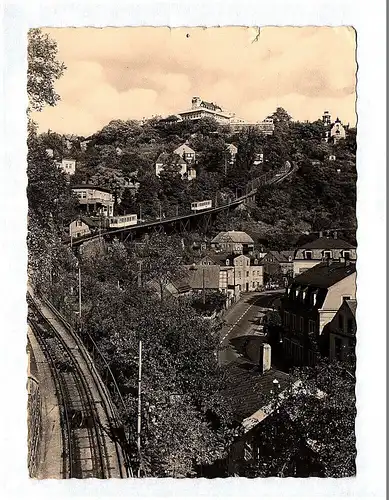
[218,291,284,365]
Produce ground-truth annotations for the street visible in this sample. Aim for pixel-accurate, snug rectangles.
[218,290,284,365]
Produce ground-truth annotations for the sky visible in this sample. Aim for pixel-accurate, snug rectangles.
[32,26,357,137]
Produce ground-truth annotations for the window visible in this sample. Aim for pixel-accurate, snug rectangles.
[312,292,317,306]
[305,251,312,260]
[291,314,296,330]
[238,271,241,278]
[246,271,249,277]
[299,316,304,332]
[338,314,344,331]
[343,251,351,260]
[225,259,229,266]
[308,320,315,333]
[323,251,332,259]
[284,311,290,326]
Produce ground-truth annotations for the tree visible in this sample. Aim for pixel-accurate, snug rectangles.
[269,107,292,124]
[137,233,187,301]
[27,29,66,112]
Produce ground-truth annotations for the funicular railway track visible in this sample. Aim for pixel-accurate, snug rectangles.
[27,291,129,479]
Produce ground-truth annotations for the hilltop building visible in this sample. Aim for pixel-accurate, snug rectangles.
[321,111,348,143]
[175,97,274,134]
[330,118,347,144]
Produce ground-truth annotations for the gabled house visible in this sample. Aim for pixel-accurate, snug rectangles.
[173,143,196,164]
[155,152,196,180]
[69,215,100,240]
[279,261,356,367]
[211,231,254,255]
[293,234,356,277]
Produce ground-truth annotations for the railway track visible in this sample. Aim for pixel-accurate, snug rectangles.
[27,291,129,479]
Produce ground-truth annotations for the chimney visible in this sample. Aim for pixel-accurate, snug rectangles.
[333,231,338,239]
[260,343,271,373]
[319,231,323,238]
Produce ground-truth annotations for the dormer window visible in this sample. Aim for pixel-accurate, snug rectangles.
[343,251,351,260]
[225,259,230,266]
[323,251,332,259]
[312,292,317,306]
[254,259,258,265]
[305,251,312,260]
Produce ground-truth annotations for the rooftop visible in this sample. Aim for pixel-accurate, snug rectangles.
[293,261,356,288]
[299,236,355,250]
[77,215,100,228]
[223,358,292,422]
[185,265,221,289]
[72,184,113,194]
[212,231,254,245]
[345,298,357,317]
[173,143,196,155]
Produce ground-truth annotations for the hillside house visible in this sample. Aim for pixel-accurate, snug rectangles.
[69,216,99,240]
[72,184,114,217]
[173,143,196,164]
[155,152,196,180]
[226,143,238,165]
[56,158,76,176]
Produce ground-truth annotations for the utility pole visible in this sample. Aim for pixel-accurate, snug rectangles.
[139,204,142,222]
[137,339,142,478]
[202,268,206,305]
[138,261,142,288]
[78,266,82,323]
[176,205,179,217]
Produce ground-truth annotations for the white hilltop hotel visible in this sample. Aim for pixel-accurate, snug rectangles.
[175,97,275,135]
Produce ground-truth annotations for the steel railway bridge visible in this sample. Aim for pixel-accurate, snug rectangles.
[71,162,298,248]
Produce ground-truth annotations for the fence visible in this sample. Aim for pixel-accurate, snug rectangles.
[27,375,42,478]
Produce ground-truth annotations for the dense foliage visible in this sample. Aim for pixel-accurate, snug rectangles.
[237,358,356,478]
